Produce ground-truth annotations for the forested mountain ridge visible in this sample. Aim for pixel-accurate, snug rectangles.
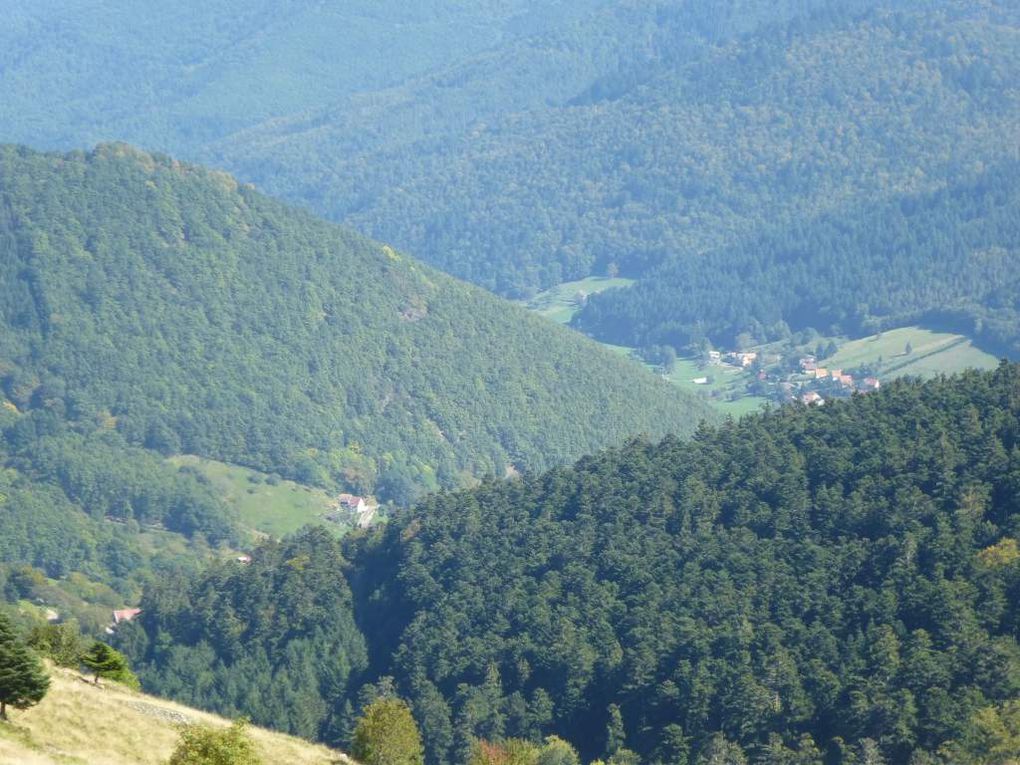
[124,364,1020,765]
[117,528,367,742]
[576,159,1020,357]
[213,0,1020,297]
[0,0,609,151]
[0,404,239,633]
[0,0,846,159]
[0,144,712,504]
[3,2,1016,356]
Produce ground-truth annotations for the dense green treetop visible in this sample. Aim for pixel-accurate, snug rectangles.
[126,364,1020,764]
[168,719,263,765]
[120,527,368,741]
[352,697,426,765]
[0,144,712,502]
[80,640,138,688]
[0,609,49,719]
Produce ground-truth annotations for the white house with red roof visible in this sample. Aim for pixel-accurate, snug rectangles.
[112,608,141,625]
[338,493,367,514]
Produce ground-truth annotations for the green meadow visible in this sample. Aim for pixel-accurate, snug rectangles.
[519,276,636,324]
[168,456,341,538]
[825,326,999,379]
[658,358,764,415]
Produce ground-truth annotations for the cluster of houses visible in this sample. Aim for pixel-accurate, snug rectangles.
[799,356,879,394]
[785,356,880,405]
[707,350,760,368]
[704,348,883,407]
[694,342,888,408]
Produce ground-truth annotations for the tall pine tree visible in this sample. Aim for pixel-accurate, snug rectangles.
[0,611,49,720]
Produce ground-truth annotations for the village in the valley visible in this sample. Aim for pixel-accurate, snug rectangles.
[646,321,998,415]
[695,349,881,408]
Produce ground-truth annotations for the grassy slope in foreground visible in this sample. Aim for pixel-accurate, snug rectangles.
[0,667,346,765]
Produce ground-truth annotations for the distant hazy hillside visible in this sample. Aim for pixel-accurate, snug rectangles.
[0,0,606,150]
[3,2,1016,352]
[213,0,1020,296]
[0,0,826,158]
[0,144,711,503]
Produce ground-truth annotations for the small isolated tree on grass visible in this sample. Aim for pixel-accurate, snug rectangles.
[168,719,262,765]
[0,611,50,720]
[352,697,424,765]
[80,640,138,688]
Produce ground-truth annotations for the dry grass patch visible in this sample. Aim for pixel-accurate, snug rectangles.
[0,666,349,765]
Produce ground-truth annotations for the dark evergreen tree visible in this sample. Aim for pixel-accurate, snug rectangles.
[80,641,135,687]
[0,611,49,720]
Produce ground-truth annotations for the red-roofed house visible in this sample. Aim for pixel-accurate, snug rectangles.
[112,608,141,625]
[862,377,881,392]
[338,493,367,513]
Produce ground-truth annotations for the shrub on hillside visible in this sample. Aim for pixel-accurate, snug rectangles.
[168,719,262,765]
